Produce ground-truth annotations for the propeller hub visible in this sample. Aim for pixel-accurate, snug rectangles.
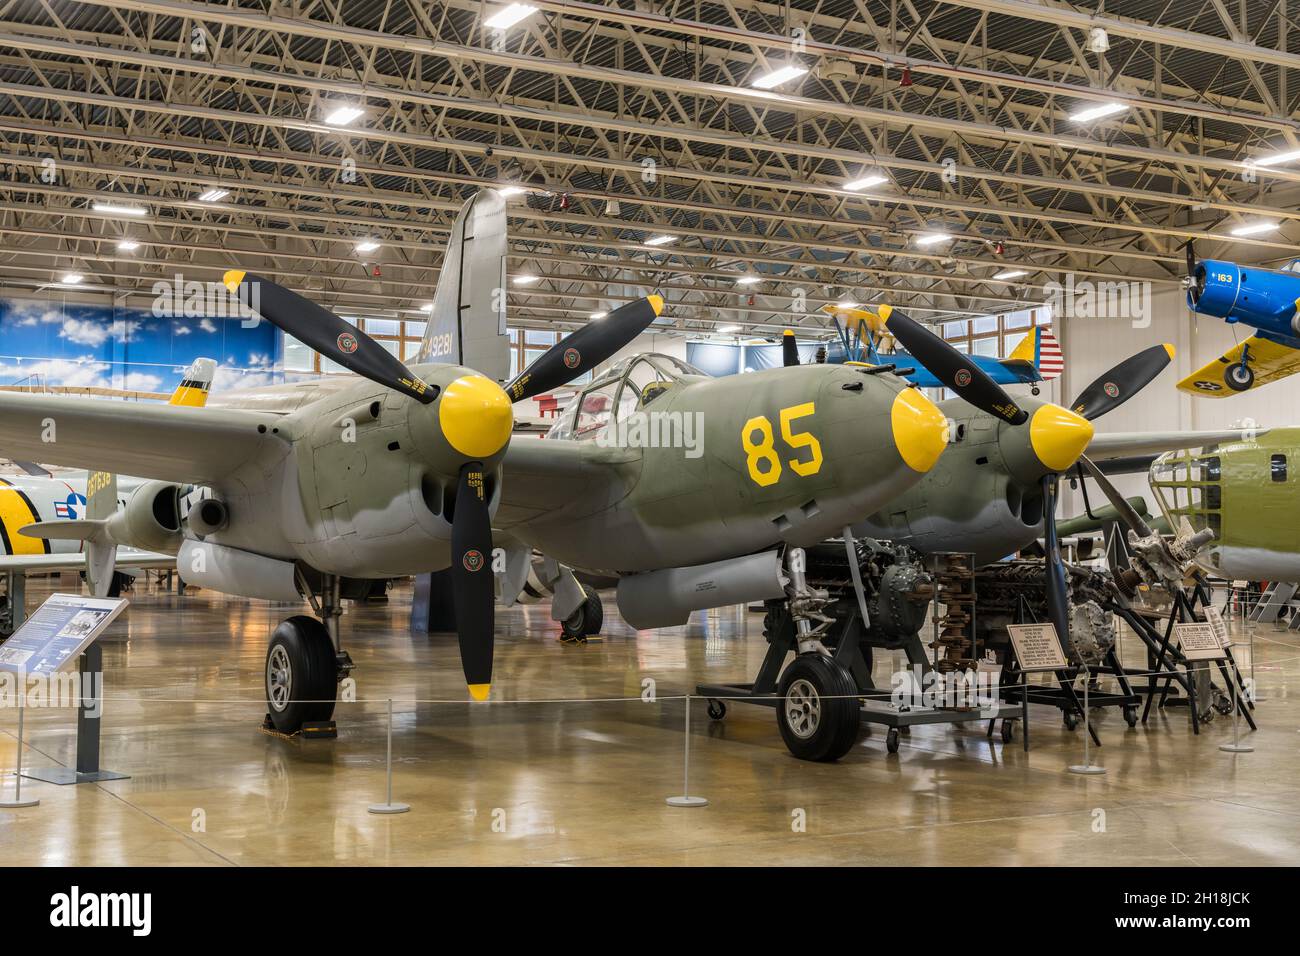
[439,374,513,459]
[1029,403,1094,472]
[890,387,949,473]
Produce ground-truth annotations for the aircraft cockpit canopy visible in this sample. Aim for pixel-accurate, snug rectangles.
[1283,258,1300,274]
[546,353,710,441]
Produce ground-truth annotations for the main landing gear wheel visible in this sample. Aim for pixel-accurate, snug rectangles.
[1001,719,1016,744]
[1063,710,1080,731]
[1225,363,1254,392]
[560,590,604,643]
[706,699,727,721]
[886,727,901,754]
[264,615,338,734]
[775,653,860,762]
[1123,704,1139,728]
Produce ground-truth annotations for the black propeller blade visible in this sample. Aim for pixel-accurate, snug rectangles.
[451,462,495,700]
[1040,474,1072,656]
[782,330,800,367]
[1184,239,1196,278]
[224,270,434,404]
[505,295,664,402]
[1069,343,1175,421]
[884,308,1028,425]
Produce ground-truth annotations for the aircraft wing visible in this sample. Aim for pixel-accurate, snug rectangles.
[496,438,642,527]
[0,393,281,484]
[0,548,173,572]
[1177,334,1300,397]
[1087,429,1263,459]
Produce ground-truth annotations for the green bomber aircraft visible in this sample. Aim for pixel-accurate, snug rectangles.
[1149,427,1300,583]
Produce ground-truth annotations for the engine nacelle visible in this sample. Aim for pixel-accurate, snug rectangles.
[107,480,183,554]
[189,497,230,536]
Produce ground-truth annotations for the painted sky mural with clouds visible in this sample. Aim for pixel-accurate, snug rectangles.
[0,296,284,395]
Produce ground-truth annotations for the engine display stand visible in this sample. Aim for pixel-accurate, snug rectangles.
[697,604,1019,755]
[998,595,1132,745]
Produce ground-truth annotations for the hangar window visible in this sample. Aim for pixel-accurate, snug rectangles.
[1272,454,1288,482]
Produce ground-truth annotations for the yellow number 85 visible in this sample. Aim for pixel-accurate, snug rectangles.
[741,403,824,487]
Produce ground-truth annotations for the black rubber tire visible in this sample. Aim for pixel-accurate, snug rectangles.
[1225,364,1254,392]
[560,590,604,641]
[776,653,860,762]
[706,699,727,721]
[264,615,338,733]
[1063,710,1080,730]
[886,727,901,754]
[1001,720,1016,743]
[1123,704,1139,728]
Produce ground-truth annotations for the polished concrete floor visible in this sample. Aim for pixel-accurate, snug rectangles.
[1,574,1299,866]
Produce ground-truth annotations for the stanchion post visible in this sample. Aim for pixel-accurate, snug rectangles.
[1068,666,1105,775]
[1,686,39,809]
[666,695,708,807]
[1219,646,1254,754]
[368,697,411,814]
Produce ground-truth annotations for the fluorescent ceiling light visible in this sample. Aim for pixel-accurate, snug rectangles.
[355,240,381,253]
[484,3,537,29]
[197,188,230,202]
[418,303,434,313]
[92,202,147,216]
[644,234,676,246]
[1253,149,1300,168]
[716,324,741,334]
[323,105,364,126]
[735,275,761,286]
[496,185,526,197]
[915,232,951,246]
[1229,222,1277,237]
[116,240,140,252]
[751,65,808,90]
[835,300,858,309]
[843,174,888,191]
[513,274,540,285]
[1069,101,1127,123]
[60,272,84,285]
[590,311,608,320]
[993,269,1027,280]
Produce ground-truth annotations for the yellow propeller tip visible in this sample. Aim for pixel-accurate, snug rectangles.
[221,269,246,294]
[647,294,664,316]
[468,683,491,701]
[782,329,794,337]
[1163,343,1176,360]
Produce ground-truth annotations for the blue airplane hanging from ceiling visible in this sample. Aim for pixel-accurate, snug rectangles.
[812,303,1063,395]
[1178,240,1300,396]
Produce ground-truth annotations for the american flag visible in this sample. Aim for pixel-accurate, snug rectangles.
[1036,326,1064,380]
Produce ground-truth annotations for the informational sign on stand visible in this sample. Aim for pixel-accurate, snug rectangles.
[0,593,127,676]
[1007,623,1068,673]
[1175,622,1228,661]
[1203,605,1232,649]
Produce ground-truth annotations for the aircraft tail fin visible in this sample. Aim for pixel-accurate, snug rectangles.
[168,357,217,407]
[84,470,119,596]
[1006,326,1064,381]
[414,191,510,381]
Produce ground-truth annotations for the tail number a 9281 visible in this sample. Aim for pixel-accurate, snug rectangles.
[741,403,824,487]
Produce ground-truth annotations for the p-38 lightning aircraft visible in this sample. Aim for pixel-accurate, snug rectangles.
[5,191,1080,738]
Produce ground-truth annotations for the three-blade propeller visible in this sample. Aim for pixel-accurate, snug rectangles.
[223,269,663,699]
[886,306,1177,663]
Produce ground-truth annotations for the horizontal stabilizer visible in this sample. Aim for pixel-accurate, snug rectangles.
[18,518,108,542]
